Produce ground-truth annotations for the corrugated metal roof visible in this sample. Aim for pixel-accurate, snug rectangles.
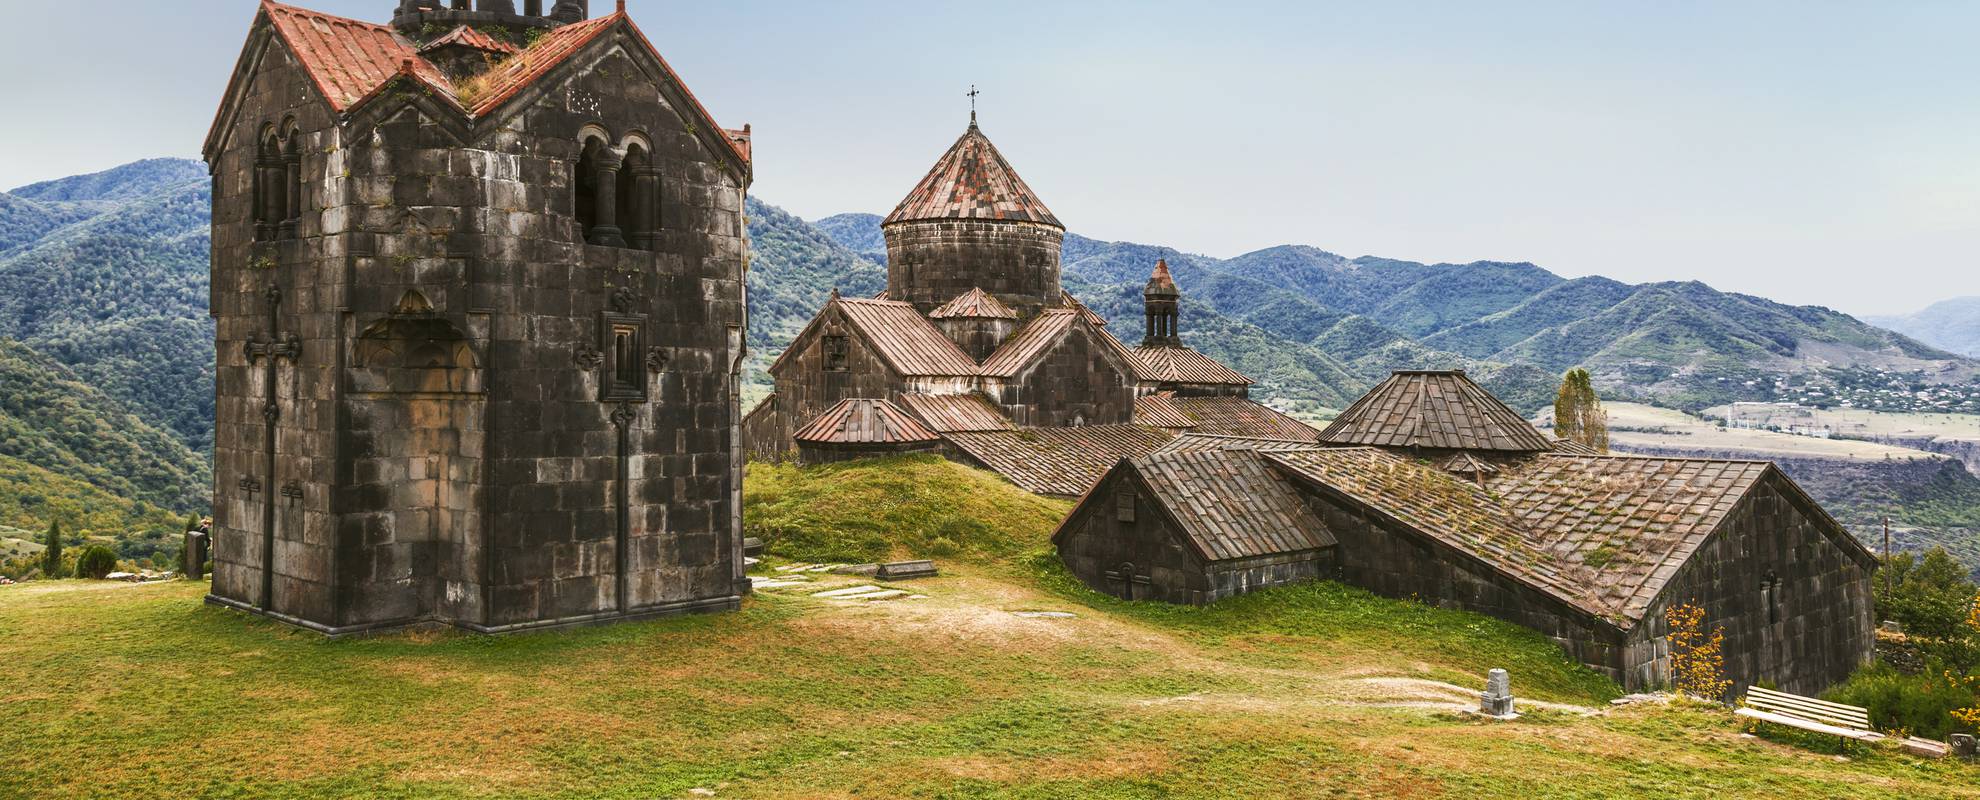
[1164,396,1320,441]
[793,398,940,445]
[1131,346,1253,386]
[1129,450,1336,561]
[979,310,1079,378]
[1318,370,1553,452]
[944,425,1177,496]
[929,287,1018,320]
[262,1,456,112]
[884,123,1062,227]
[898,393,1014,432]
[836,298,981,377]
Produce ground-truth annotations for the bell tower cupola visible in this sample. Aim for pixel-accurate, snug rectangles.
[1142,259,1180,347]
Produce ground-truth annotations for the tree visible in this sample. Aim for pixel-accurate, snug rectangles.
[74,545,118,580]
[1875,548,1977,642]
[1554,368,1609,452]
[41,520,63,579]
[1667,602,1731,700]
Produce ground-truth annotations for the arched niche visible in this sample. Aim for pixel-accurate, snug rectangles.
[351,313,484,395]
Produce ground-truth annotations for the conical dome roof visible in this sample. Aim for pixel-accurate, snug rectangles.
[1144,258,1179,298]
[884,122,1061,228]
[1319,370,1554,452]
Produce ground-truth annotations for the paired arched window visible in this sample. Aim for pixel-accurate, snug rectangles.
[252,123,303,241]
[571,128,660,250]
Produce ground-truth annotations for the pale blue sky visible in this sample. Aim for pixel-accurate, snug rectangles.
[3,1,1975,315]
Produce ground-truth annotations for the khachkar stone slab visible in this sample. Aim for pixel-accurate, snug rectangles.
[1479,668,1517,719]
[200,2,752,636]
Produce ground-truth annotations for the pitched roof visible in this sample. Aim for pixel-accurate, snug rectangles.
[1152,433,1333,456]
[1059,291,1109,327]
[793,398,940,446]
[262,1,456,112]
[1260,448,1839,627]
[1318,370,1553,452]
[1162,396,1320,441]
[835,298,981,377]
[1133,393,1198,429]
[979,310,1078,377]
[884,123,1062,227]
[944,425,1177,496]
[420,25,518,55]
[462,13,619,115]
[898,393,1013,432]
[1118,450,1336,562]
[929,287,1018,320]
[1551,437,1601,455]
[1131,345,1254,386]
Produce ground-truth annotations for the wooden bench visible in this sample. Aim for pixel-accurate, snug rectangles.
[1735,686,1884,748]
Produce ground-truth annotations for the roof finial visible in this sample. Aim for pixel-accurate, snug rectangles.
[966,84,980,128]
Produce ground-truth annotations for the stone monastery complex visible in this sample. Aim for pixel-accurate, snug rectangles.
[201,0,1875,695]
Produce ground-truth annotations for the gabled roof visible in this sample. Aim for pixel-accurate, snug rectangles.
[1151,433,1332,457]
[1104,450,1336,562]
[884,123,1062,227]
[262,2,456,112]
[944,425,1177,496]
[793,398,940,446]
[898,393,1014,432]
[1131,345,1254,386]
[1259,448,1853,627]
[979,310,1078,377]
[929,287,1017,320]
[1059,291,1109,327]
[833,298,980,377]
[211,3,749,170]
[420,25,519,56]
[1133,393,1198,429]
[1162,396,1320,441]
[1318,370,1553,452]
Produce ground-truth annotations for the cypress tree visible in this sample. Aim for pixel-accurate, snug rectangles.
[42,520,63,579]
[1554,368,1609,453]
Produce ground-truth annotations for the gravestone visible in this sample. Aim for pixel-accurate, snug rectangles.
[1952,733,1977,760]
[1479,668,1516,718]
[876,560,939,581]
[182,531,209,581]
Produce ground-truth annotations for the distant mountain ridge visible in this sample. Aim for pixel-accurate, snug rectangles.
[1870,298,1980,359]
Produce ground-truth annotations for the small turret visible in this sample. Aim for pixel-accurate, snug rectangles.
[1142,258,1180,347]
[392,0,581,42]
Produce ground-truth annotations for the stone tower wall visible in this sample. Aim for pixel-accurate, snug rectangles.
[883,220,1063,318]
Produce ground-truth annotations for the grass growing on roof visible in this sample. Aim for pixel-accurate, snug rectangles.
[744,454,1073,563]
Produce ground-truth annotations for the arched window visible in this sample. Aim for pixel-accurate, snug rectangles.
[253,128,284,240]
[616,143,649,250]
[574,137,602,241]
[280,126,303,238]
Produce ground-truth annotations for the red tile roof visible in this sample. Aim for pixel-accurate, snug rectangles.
[420,25,519,55]
[944,425,1177,497]
[794,398,940,445]
[834,298,981,377]
[1131,345,1254,386]
[262,1,456,112]
[1145,258,1179,297]
[463,13,618,115]
[1319,370,1553,452]
[884,123,1061,227]
[929,287,1018,320]
[898,393,1014,432]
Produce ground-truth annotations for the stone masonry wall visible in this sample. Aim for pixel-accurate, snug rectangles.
[884,220,1063,318]
[993,325,1136,427]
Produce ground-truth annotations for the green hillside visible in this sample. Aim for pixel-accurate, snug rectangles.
[0,339,206,510]
[2,457,1971,798]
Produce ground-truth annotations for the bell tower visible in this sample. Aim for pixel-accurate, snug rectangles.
[1142,259,1180,347]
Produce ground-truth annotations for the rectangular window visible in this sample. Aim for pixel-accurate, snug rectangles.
[1116,491,1136,522]
[600,313,647,402]
[823,335,849,372]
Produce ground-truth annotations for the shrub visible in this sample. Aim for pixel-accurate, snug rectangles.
[1826,660,1978,740]
[1666,603,1731,701]
[74,546,119,580]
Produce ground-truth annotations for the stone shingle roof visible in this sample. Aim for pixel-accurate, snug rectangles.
[944,425,1177,496]
[1152,433,1333,456]
[978,310,1079,378]
[1163,396,1319,441]
[1131,345,1254,386]
[794,398,939,446]
[1133,393,1198,429]
[1261,448,1854,626]
[833,298,980,377]
[1319,370,1553,452]
[929,287,1018,320]
[1119,450,1337,562]
[898,393,1013,433]
[884,123,1062,227]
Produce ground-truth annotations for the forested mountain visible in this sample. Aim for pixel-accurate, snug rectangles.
[1870,298,1980,358]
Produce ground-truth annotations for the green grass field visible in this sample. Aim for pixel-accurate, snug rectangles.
[2,457,1974,799]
